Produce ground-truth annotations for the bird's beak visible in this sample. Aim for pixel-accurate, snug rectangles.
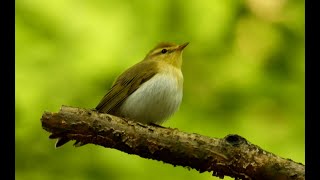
[177,42,189,51]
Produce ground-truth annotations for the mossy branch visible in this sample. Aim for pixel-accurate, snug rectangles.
[41,106,304,180]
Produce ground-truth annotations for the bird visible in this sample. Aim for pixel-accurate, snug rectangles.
[55,42,189,148]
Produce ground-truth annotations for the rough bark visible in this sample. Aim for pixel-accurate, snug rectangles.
[41,105,305,180]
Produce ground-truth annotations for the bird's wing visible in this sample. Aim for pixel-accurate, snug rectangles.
[95,61,157,114]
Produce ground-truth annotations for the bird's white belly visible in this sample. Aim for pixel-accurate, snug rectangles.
[118,71,183,125]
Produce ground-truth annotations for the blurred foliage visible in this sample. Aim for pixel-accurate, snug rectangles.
[15,0,304,180]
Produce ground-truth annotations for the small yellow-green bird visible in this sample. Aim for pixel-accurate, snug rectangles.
[55,42,189,148]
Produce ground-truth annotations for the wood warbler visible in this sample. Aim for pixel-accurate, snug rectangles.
[55,42,189,148]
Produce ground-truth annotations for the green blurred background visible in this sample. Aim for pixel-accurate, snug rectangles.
[15,0,304,179]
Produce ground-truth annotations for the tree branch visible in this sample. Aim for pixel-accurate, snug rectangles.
[41,106,305,180]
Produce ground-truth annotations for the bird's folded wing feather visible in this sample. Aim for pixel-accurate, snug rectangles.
[95,61,157,114]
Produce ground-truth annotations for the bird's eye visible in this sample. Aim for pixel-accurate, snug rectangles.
[161,49,168,54]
